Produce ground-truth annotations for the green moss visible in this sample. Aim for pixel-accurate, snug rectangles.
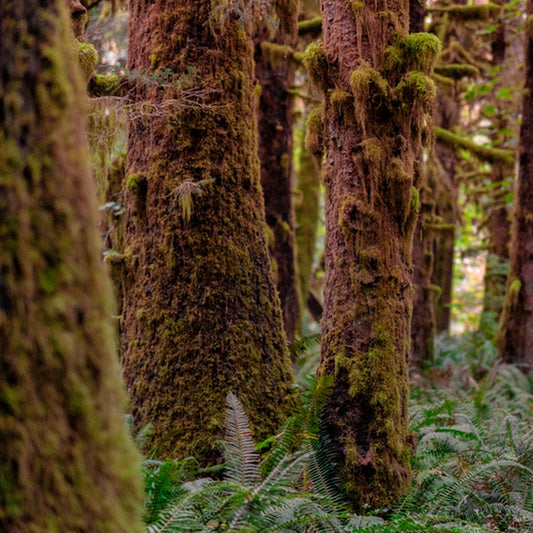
[126,173,141,193]
[434,63,479,80]
[435,127,515,165]
[443,4,502,21]
[260,42,294,66]
[303,40,328,90]
[330,90,350,118]
[509,278,522,297]
[75,41,98,81]
[351,1,364,12]
[90,73,121,95]
[396,71,436,110]
[298,16,322,35]
[305,105,325,157]
[410,186,420,212]
[398,33,441,74]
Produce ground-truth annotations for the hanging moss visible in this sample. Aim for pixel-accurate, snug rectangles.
[75,41,98,81]
[398,33,442,74]
[396,71,436,111]
[305,105,325,157]
[303,40,328,90]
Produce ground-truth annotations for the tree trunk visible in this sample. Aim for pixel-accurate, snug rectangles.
[294,118,322,321]
[497,0,533,371]
[0,1,143,530]
[479,18,512,339]
[122,1,295,463]
[310,0,439,510]
[255,3,301,340]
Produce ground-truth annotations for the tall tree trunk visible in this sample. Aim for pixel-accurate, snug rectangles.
[255,2,301,340]
[0,1,143,530]
[479,17,512,339]
[294,117,322,321]
[497,0,533,371]
[122,1,295,463]
[409,0,436,365]
[309,0,439,510]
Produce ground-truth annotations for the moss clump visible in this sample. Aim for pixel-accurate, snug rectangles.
[330,90,350,119]
[89,73,121,95]
[398,33,441,74]
[75,41,98,81]
[305,105,325,157]
[126,173,141,193]
[303,40,328,89]
[350,64,391,132]
[396,71,436,111]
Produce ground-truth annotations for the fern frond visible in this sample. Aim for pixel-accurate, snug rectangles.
[224,392,260,486]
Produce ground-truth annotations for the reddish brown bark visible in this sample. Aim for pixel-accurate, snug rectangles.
[312,0,439,510]
[498,0,533,370]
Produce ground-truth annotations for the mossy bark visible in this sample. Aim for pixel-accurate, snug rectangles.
[0,1,144,531]
[255,1,301,340]
[294,118,322,321]
[312,0,439,510]
[497,0,533,371]
[122,0,295,463]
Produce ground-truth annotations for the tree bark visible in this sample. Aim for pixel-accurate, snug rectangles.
[255,3,301,340]
[497,0,533,371]
[479,16,512,339]
[0,1,143,530]
[311,0,439,510]
[122,0,295,463]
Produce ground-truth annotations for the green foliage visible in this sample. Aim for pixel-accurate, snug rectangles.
[145,384,350,532]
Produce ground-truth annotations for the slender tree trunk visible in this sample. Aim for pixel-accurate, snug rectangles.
[409,0,436,365]
[255,3,301,340]
[122,0,295,462]
[0,1,143,530]
[310,0,439,510]
[498,0,533,371]
[479,18,512,339]
[294,117,322,320]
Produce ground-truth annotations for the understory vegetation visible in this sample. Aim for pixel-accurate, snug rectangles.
[140,334,533,532]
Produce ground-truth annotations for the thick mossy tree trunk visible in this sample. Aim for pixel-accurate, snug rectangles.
[498,1,533,371]
[122,0,295,462]
[0,1,143,531]
[307,0,439,510]
[255,1,301,340]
